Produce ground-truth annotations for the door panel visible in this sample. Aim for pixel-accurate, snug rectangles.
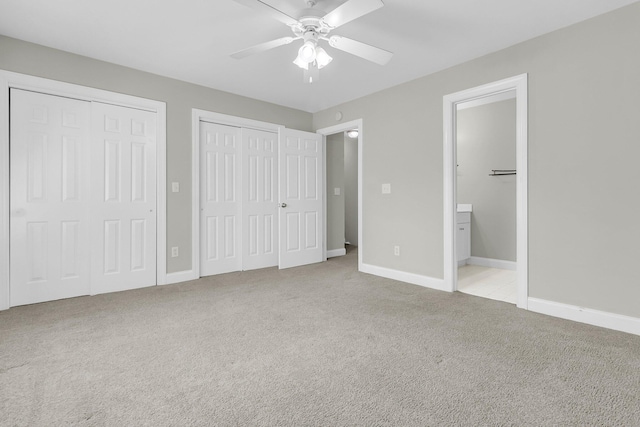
[279,129,323,269]
[242,128,278,270]
[91,102,157,294]
[200,122,242,276]
[10,89,91,306]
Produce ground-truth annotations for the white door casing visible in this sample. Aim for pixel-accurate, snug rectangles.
[242,128,278,270]
[90,102,157,294]
[443,73,528,309]
[316,119,363,270]
[10,89,92,306]
[199,121,242,276]
[279,128,323,269]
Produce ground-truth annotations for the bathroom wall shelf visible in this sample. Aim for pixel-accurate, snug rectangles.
[489,169,516,176]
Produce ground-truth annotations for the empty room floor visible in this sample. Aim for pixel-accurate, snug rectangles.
[2,249,640,425]
[458,264,517,304]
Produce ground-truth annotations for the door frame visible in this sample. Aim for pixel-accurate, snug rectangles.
[187,109,282,283]
[443,74,528,309]
[0,70,167,310]
[316,119,363,271]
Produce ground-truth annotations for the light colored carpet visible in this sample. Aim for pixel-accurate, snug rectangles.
[1,247,639,426]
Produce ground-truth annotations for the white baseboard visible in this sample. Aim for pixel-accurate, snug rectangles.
[528,297,640,336]
[468,256,517,271]
[327,248,347,258]
[360,263,448,292]
[164,270,199,285]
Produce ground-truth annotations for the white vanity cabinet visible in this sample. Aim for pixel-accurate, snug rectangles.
[456,212,471,263]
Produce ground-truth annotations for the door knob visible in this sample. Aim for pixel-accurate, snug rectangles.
[279,203,287,208]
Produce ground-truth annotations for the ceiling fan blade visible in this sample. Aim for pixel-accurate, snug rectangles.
[231,0,300,27]
[321,0,384,29]
[328,35,393,65]
[231,37,296,59]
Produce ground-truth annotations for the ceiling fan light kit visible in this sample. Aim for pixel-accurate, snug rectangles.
[231,0,393,83]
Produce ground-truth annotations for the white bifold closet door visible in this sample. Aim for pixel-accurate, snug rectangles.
[199,122,323,276]
[10,89,92,305]
[90,102,157,294]
[199,122,280,275]
[200,122,242,276]
[242,128,278,271]
[9,89,157,306]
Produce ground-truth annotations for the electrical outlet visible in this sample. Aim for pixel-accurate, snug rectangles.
[334,187,341,196]
[171,246,179,257]
[171,182,180,193]
[394,245,400,256]
[382,183,391,194]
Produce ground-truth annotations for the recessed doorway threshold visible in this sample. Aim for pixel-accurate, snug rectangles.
[458,265,516,304]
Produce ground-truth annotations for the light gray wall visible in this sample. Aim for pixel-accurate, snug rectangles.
[344,135,358,246]
[457,98,516,262]
[313,3,640,318]
[326,133,345,251]
[0,36,312,273]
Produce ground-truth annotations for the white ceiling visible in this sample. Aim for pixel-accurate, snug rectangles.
[0,0,637,113]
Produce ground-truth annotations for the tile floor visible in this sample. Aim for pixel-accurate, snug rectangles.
[457,264,517,304]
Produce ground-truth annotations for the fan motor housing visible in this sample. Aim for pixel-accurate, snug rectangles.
[295,15,330,37]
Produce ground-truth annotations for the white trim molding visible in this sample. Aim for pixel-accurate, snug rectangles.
[443,74,528,309]
[0,70,167,310]
[316,119,363,272]
[456,90,516,111]
[327,248,347,258]
[361,264,448,292]
[528,298,640,337]
[468,256,517,271]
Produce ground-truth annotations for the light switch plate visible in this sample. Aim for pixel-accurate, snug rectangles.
[334,188,341,196]
[382,183,391,194]
[171,182,180,193]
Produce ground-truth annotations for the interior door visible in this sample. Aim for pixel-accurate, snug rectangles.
[10,89,92,306]
[278,128,323,269]
[242,128,278,270]
[200,122,242,276]
[90,102,157,294]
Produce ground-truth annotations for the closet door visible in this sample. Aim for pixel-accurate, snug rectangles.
[9,89,92,306]
[242,128,278,270]
[90,102,157,294]
[200,122,242,276]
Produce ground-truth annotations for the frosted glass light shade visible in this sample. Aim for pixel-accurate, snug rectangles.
[315,47,333,69]
[299,41,316,62]
[293,56,309,69]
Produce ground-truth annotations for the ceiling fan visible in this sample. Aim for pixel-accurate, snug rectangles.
[231,0,393,83]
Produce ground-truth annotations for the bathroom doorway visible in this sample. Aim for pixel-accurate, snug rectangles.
[443,75,528,309]
[456,92,517,304]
